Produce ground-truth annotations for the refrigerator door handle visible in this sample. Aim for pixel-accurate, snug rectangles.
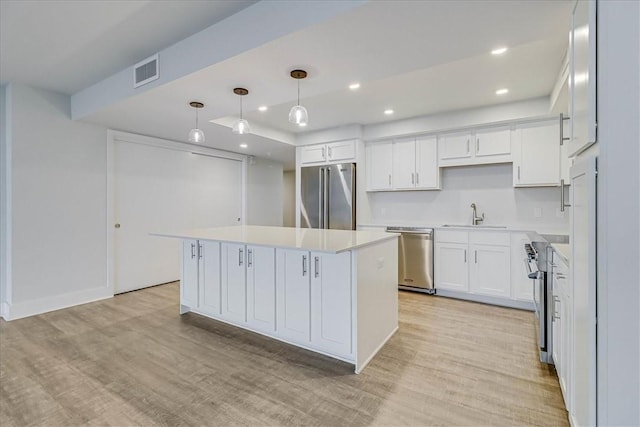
[324,168,330,229]
[318,168,324,229]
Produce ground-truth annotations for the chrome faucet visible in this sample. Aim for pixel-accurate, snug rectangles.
[471,203,485,226]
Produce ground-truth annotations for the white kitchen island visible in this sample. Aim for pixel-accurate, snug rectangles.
[154,225,399,373]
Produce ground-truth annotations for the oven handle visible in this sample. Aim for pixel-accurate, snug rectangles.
[524,258,541,280]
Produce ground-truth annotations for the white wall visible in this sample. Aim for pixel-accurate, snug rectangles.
[282,170,296,227]
[595,1,640,425]
[246,156,283,226]
[6,83,109,319]
[0,84,8,317]
[361,164,569,233]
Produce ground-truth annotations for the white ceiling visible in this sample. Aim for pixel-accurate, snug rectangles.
[1,1,573,170]
[0,0,256,94]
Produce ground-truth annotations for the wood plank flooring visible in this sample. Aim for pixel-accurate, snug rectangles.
[0,283,569,426]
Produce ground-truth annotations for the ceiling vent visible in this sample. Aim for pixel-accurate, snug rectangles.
[133,54,159,88]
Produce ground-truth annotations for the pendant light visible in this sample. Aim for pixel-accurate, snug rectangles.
[288,69,308,126]
[232,88,251,135]
[187,101,205,143]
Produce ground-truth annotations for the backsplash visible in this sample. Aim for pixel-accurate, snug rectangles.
[360,163,570,234]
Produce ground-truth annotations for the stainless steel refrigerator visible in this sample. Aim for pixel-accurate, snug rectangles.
[300,163,356,230]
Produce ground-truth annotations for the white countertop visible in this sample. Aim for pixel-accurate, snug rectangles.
[152,225,398,254]
[551,243,570,264]
[359,222,536,232]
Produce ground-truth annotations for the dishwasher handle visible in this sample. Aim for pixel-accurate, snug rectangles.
[386,227,433,236]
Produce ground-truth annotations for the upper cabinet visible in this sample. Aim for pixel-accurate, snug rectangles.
[438,128,511,167]
[299,140,356,165]
[366,140,393,191]
[568,0,597,156]
[513,121,561,187]
[392,137,439,191]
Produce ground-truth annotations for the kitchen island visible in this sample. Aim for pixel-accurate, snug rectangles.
[154,226,399,373]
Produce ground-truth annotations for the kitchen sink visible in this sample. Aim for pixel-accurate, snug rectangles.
[442,224,508,229]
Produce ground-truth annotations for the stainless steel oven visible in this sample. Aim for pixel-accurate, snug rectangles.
[524,241,553,364]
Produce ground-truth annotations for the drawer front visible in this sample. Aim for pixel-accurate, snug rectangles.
[435,230,469,244]
[469,231,510,246]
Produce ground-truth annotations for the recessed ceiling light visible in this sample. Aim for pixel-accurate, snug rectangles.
[240,143,248,148]
[349,83,361,90]
[491,47,508,55]
[495,88,509,95]
[384,109,394,115]
[258,106,268,112]
[299,122,307,127]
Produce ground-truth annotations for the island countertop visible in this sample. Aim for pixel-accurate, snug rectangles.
[152,225,398,254]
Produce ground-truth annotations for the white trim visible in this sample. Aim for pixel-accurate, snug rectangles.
[3,286,113,321]
[106,130,248,295]
[435,289,535,311]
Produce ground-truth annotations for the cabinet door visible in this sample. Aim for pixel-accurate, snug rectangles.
[300,145,327,165]
[392,138,416,190]
[415,137,439,189]
[326,140,355,162]
[435,242,469,292]
[181,239,199,308]
[474,129,511,158]
[198,241,221,316]
[438,133,472,161]
[469,244,510,297]
[246,246,276,333]
[276,249,311,343]
[552,285,563,380]
[510,233,533,301]
[221,243,247,323]
[366,141,393,191]
[513,123,561,187]
[310,252,352,356]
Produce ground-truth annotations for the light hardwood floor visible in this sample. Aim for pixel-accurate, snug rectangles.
[0,283,568,426]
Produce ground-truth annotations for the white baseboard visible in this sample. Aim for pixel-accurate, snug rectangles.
[3,286,113,321]
[435,289,535,311]
[355,326,399,374]
[0,302,9,320]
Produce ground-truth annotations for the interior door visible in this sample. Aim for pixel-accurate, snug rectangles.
[113,141,242,294]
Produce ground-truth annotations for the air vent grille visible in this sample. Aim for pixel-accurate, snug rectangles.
[133,54,159,88]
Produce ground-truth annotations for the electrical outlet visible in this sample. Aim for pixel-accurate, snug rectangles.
[534,207,543,218]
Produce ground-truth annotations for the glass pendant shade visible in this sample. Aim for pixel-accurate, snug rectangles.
[188,128,205,143]
[232,119,251,135]
[289,105,308,126]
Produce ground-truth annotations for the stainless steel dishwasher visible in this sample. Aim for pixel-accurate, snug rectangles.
[386,227,434,294]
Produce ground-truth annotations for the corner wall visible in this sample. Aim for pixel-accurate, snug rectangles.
[246,156,284,226]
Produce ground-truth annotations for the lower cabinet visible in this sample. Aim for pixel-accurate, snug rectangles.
[276,249,311,343]
[435,230,522,305]
[552,252,573,413]
[180,242,355,358]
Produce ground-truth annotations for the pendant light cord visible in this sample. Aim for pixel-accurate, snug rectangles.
[297,79,300,106]
[240,95,243,120]
[195,107,199,129]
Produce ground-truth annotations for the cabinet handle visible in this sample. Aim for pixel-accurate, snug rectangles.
[560,113,571,146]
[556,273,566,279]
[411,173,415,185]
[328,146,332,158]
[416,172,419,184]
[239,248,243,266]
[466,139,470,154]
[388,174,391,186]
[475,250,478,264]
[322,147,325,159]
[191,243,196,259]
[464,249,467,263]
[314,256,319,278]
[517,166,521,181]
[476,138,480,153]
[302,255,307,276]
[247,249,253,267]
[198,243,203,259]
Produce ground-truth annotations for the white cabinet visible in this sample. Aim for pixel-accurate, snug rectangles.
[181,239,199,308]
[221,243,247,323]
[198,241,221,316]
[434,242,469,292]
[310,251,352,356]
[276,249,311,343]
[438,128,511,167]
[366,141,393,191]
[513,121,561,187]
[392,137,439,190]
[552,252,573,413]
[469,243,510,298]
[435,230,521,305]
[299,140,356,165]
[246,246,276,333]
